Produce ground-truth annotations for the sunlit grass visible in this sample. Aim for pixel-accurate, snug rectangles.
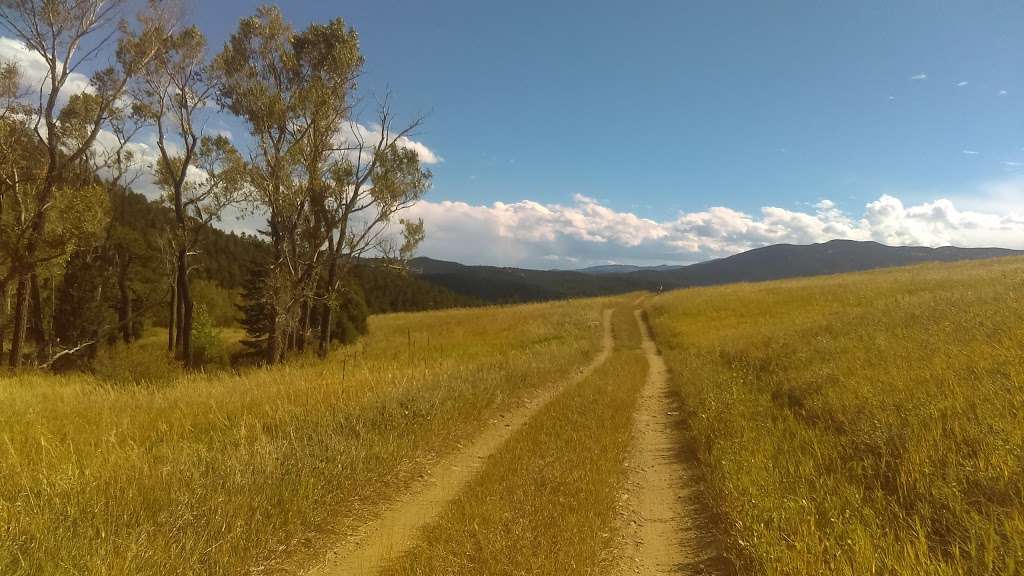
[0,299,610,576]
[646,257,1024,575]
[380,304,646,575]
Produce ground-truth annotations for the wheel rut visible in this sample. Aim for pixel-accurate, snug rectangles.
[304,308,614,576]
[621,308,730,575]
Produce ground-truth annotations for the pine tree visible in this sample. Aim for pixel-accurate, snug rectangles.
[237,262,273,353]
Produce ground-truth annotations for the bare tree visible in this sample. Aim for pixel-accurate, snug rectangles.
[134,23,243,367]
[315,100,430,357]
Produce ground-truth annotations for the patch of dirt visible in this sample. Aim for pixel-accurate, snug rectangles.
[619,309,731,575]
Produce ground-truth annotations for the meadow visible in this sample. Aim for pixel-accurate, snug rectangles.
[646,257,1024,575]
[0,299,610,576]
[379,302,646,575]
[5,257,1024,576]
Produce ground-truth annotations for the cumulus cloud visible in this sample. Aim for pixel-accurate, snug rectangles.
[403,193,1024,268]
[0,34,441,169]
[910,73,928,80]
[339,121,442,165]
[0,36,93,102]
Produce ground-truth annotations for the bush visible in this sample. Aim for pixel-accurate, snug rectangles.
[191,304,228,368]
[332,283,370,344]
[191,279,242,328]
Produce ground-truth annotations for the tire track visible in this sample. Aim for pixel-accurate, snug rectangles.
[304,308,614,576]
[621,308,729,575]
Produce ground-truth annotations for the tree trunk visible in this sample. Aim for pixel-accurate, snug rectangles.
[174,269,184,353]
[0,281,7,359]
[167,277,176,354]
[318,242,340,359]
[177,247,194,368]
[118,254,133,343]
[8,274,29,368]
[265,219,284,365]
[9,169,57,368]
[266,311,280,364]
[29,272,48,365]
[296,299,309,352]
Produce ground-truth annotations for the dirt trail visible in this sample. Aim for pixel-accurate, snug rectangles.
[622,309,727,575]
[304,308,614,576]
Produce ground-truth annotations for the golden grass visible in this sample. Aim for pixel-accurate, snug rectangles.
[645,257,1024,575]
[379,304,646,575]
[0,299,610,576]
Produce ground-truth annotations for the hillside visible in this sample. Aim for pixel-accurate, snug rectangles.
[635,239,1023,287]
[412,240,1024,302]
[109,189,476,316]
[646,256,1024,574]
[576,264,685,275]
[408,257,662,302]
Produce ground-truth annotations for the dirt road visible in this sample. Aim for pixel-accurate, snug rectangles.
[304,308,614,576]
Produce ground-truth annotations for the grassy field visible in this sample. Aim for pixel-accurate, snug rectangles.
[6,257,1023,576]
[0,299,611,576]
[379,303,646,575]
[646,257,1024,575]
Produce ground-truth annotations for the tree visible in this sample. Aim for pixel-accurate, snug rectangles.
[92,98,146,345]
[0,0,167,367]
[51,247,111,369]
[315,104,430,357]
[237,258,272,353]
[134,24,244,367]
[214,6,430,363]
[212,5,306,364]
[0,59,30,358]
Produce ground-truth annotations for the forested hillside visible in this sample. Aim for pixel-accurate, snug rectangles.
[409,241,1024,304]
[3,183,473,372]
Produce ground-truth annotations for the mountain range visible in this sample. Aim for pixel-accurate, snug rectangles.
[409,240,1023,303]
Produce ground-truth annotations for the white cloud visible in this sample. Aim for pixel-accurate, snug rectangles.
[1000,90,1009,95]
[403,192,1024,268]
[339,121,442,165]
[957,81,968,87]
[0,36,93,102]
[910,73,928,80]
[962,149,980,155]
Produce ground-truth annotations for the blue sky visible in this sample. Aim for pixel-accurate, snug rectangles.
[188,0,1024,214]
[7,0,1024,267]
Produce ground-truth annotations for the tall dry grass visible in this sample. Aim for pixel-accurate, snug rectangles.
[380,304,646,575]
[646,257,1024,575]
[0,299,609,576]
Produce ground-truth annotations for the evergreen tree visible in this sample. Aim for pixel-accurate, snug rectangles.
[330,282,369,345]
[237,262,273,353]
[51,249,113,369]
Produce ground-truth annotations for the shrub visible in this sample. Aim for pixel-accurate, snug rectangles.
[191,304,228,368]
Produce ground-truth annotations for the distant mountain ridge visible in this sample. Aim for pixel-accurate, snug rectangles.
[410,240,1023,303]
[576,264,685,275]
